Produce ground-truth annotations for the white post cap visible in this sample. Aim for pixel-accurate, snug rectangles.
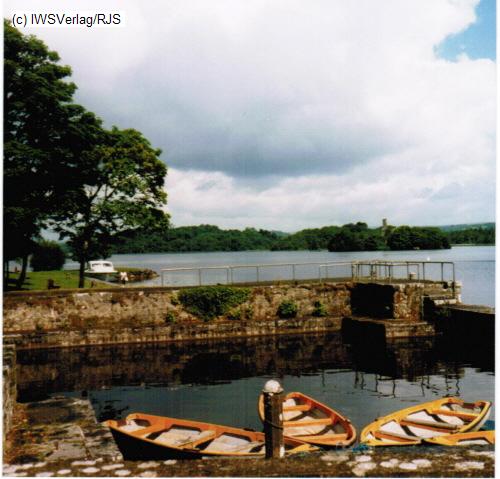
[263,379,283,394]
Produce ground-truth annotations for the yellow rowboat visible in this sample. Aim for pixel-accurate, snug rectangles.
[104,412,317,460]
[424,430,494,446]
[258,391,356,447]
[360,397,491,447]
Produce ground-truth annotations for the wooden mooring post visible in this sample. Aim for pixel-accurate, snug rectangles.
[262,380,285,459]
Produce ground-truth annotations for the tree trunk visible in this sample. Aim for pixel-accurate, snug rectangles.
[78,260,85,288]
[15,255,28,289]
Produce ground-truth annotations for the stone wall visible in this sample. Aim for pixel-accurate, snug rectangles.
[3,283,351,335]
[3,343,17,446]
[3,280,458,349]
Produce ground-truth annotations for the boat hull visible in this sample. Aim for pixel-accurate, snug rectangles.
[258,391,356,447]
[104,413,316,460]
[424,430,495,446]
[109,427,201,460]
[360,397,492,447]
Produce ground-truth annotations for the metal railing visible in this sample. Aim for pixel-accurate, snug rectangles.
[160,260,455,287]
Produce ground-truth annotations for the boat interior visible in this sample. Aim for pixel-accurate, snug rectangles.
[282,396,350,441]
[117,417,268,454]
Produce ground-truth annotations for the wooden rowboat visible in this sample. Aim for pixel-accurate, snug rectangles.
[104,412,317,460]
[258,391,356,447]
[424,430,495,446]
[360,397,491,447]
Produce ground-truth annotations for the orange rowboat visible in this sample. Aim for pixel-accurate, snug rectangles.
[424,430,494,446]
[104,412,317,460]
[360,397,491,446]
[258,391,356,447]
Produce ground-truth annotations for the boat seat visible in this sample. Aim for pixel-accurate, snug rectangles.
[283,404,311,412]
[295,432,348,442]
[373,430,419,442]
[284,418,332,428]
[129,424,168,437]
[429,409,476,421]
[154,428,215,447]
[173,430,217,448]
[400,418,459,431]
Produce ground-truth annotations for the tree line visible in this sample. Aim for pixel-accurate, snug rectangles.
[110,222,494,254]
[4,21,169,289]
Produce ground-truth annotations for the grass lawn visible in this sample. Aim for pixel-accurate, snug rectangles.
[7,270,99,291]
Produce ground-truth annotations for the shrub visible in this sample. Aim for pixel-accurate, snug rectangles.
[165,312,176,323]
[312,300,328,317]
[30,240,66,271]
[227,305,254,321]
[178,285,251,321]
[277,300,298,319]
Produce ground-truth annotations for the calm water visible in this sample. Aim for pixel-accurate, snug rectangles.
[17,332,494,432]
[69,245,495,307]
[50,246,494,432]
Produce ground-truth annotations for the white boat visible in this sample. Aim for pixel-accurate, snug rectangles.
[84,260,119,282]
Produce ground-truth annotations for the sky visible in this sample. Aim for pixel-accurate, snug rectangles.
[4,0,496,232]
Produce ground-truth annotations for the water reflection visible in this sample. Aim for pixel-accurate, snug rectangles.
[16,332,494,430]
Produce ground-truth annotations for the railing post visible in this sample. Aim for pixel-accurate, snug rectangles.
[198,268,202,286]
[230,267,234,284]
[256,266,260,283]
[422,263,426,281]
[262,380,285,459]
[441,263,444,282]
[292,264,296,281]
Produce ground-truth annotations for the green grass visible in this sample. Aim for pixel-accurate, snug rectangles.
[7,270,98,291]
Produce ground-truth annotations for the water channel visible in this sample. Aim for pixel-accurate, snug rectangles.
[17,331,494,434]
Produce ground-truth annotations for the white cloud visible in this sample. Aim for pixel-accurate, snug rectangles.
[4,0,495,229]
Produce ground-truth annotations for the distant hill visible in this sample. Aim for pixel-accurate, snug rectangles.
[437,222,495,232]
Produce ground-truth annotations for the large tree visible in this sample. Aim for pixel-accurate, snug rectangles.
[52,127,170,287]
[4,21,102,288]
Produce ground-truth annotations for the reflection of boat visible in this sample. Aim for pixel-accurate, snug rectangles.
[84,260,118,282]
[360,397,491,446]
[258,391,356,447]
[424,430,494,446]
[104,413,317,460]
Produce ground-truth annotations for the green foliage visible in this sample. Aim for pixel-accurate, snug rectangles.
[30,240,66,271]
[446,226,495,245]
[170,295,180,306]
[271,226,340,251]
[312,300,328,317]
[4,21,103,288]
[178,286,251,321]
[387,226,450,250]
[227,305,254,321]
[165,312,176,323]
[277,300,298,319]
[113,225,282,253]
[327,224,386,252]
[52,127,170,287]
[109,221,493,255]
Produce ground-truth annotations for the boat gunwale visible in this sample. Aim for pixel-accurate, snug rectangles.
[258,391,357,447]
[360,397,492,447]
[105,412,314,457]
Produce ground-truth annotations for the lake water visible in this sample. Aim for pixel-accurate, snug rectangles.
[17,332,494,433]
[44,246,494,435]
[67,245,495,306]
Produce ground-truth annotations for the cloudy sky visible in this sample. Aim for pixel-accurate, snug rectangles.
[5,0,496,231]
